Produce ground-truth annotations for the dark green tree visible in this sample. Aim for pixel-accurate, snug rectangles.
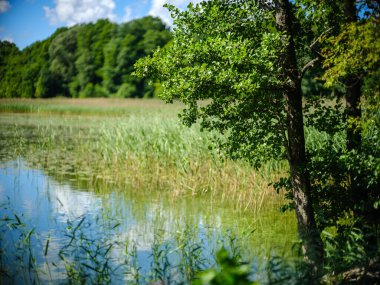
[0,16,171,98]
[135,0,324,270]
[297,1,380,268]
[117,16,172,97]
[0,41,20,98]
[47,27,78,97]
[135,0,380,274]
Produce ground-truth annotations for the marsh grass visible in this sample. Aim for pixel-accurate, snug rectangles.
[0,201,237,284]
[0,202,42,285]
[0,102,288,215]
[0,99,298,253]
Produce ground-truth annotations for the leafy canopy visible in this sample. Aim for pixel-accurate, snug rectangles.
[0,16,172,99]
[135,0,286,167]
[322,20,380,88]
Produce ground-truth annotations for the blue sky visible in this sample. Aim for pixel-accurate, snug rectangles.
[0,0,200,50]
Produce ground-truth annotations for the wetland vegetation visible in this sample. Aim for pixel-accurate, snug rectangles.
[0,99,299,284]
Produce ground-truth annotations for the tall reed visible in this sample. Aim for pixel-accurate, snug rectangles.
[0,110,287,215]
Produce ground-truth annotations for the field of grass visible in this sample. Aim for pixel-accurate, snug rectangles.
[0,98,184,116]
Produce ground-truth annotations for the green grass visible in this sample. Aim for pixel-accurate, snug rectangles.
[0,98,183,117]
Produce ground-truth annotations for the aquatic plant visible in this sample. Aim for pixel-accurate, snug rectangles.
[0,201,277,285]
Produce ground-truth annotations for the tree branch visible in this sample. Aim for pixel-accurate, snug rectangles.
[299,28,333,79]
[300,57,319,78]
[310,27,333,58]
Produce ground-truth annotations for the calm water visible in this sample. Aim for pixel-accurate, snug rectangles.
[0,114,298,284]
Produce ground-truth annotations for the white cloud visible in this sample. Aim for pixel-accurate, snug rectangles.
[44,0,117,26]
[2,36,13,43]
[123,6,133,22]
[148,0,203,26]
[0,0,11,13]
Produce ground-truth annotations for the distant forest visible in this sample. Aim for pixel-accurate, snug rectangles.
[0,17,172,98]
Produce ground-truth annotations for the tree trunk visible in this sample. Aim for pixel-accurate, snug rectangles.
[346,75,362,151]
[344,0,362,152]
[275,0,324,273]
[343,0,365,215]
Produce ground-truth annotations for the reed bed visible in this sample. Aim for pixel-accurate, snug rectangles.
[0,110,287,216]
[0,98,292,216]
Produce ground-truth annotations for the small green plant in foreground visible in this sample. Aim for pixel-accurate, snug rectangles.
[195,249,256,285]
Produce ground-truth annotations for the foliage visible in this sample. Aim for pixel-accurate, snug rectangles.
[0,17,172,98]
[195,249,255,285]
[322,224,368,273]
[322,19,380,88]
[298,0,380,254]
[135,0,380,278]
[135,1,285,168]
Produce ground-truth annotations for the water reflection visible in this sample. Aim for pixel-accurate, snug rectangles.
[1,160,98,228]
[0,160,220,283]
[0,158,297,284]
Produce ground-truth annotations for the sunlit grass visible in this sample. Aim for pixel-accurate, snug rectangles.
[0,98,183,117]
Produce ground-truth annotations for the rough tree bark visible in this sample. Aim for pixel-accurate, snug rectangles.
[274,0,324,272]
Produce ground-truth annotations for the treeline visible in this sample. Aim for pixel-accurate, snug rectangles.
[0,17,172,98]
